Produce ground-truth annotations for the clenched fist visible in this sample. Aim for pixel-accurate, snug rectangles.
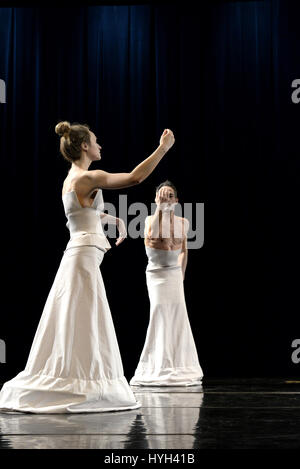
[159,129,175,151]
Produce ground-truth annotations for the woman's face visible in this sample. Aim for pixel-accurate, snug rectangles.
[86,131,102,161]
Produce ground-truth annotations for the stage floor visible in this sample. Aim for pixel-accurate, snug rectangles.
[0,378,300,449]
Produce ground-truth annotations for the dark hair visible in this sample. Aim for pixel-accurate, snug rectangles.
[156,180,178,198]
[55,120,91,163]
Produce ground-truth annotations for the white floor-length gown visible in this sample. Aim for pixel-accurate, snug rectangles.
[0,189,140,413]
[130,246,203,386]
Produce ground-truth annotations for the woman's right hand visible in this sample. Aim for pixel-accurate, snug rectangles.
[159,129,175,151]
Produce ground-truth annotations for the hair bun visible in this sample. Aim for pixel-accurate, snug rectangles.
[55,121,71,137]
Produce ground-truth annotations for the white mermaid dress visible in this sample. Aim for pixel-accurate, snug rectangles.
[130,246,203,386]
[0,189,140,413]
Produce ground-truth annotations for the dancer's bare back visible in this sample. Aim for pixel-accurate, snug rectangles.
[62,169,101,208]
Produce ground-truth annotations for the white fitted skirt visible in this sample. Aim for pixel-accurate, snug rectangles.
[130,266,203,386]
[0,246,140,413]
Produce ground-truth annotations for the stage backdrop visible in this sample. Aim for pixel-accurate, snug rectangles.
[0,0,299,381]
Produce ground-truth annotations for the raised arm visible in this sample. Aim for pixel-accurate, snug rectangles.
[145,186,173,239]
[85,129,174,190]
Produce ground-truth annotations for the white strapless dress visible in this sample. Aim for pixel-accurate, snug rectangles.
[0,189,140,413]
[130,246,203,386]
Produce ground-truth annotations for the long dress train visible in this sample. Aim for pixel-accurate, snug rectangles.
[0,189,140,413]
[130,246,203,386]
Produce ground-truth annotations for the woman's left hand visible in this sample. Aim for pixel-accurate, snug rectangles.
[115,218,127,246]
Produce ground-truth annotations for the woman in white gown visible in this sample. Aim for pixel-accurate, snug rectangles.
[0,121,174,413]
[130,181,203,386]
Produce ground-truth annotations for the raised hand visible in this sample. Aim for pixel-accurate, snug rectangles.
[155,187,176,212]
[159,129,175,151]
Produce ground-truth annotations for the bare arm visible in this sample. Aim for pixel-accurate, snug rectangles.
[178,236,188,280]
[147,186,172,238]
[144,215,152,243]
[99,212,119,224]
[99,212,127,246]
[84,129,174,191]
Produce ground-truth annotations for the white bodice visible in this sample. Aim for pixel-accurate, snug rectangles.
[145,246,181,272]
[62,189,111,252]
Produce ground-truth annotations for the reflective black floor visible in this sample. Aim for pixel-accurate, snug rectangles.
[0,378,300,449]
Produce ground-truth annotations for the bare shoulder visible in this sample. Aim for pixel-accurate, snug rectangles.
[63,170,97,197]
[175,215,189,224]
[80,169,105,186]
[77,169,111,191]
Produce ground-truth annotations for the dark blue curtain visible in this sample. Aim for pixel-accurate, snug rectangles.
[0,1,299,380]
